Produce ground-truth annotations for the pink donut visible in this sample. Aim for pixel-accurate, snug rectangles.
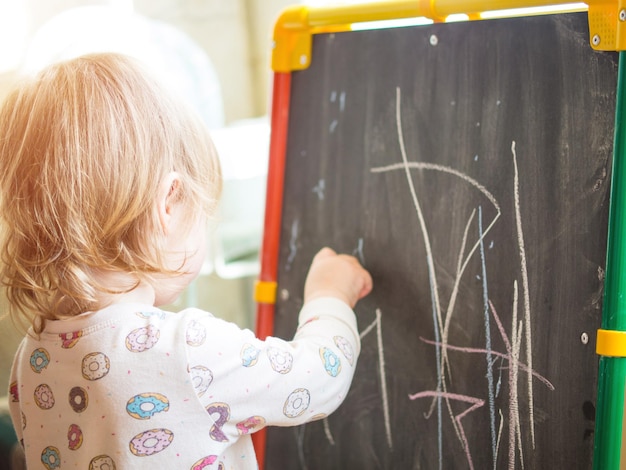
[67,424,83,450]
[125,325,160,352]
[129,428,173,456]
[9,381,18,402]
[59,331,82,349]
[34,384,55,410]
[191,455,218,469]
[236,416,266,435]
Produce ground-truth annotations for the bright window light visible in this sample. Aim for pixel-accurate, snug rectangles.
[302,0,587,30]
[303,0,367,4]
[351,17,434,30]
[446,13,470,22]
[0,0,28,73]
[480,3,587,19]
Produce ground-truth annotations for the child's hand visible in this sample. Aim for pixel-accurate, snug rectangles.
[304,247,373,308]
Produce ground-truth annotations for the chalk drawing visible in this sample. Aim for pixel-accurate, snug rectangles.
[323,417,335,446]
[360,309,393,450]
[313,179,325,200]
[353,238,365,265]
[320,307,392,451]
[479,205,497,468]
[286,219,299,271]
[295,425,309,470]
[512,140,536,449]
[367,87,553,469]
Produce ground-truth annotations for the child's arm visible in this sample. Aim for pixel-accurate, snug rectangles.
[183,247,373,436]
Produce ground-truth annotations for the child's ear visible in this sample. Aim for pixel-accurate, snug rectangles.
[157,172,182,234]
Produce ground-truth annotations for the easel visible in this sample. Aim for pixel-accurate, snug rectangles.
[253,1,626,468]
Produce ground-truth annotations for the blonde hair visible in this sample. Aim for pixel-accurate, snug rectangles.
[0,52,222,333]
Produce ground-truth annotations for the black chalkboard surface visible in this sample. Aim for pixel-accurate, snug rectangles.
[264,12,618,469]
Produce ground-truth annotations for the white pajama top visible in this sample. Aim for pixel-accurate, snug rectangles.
[8,297,360,469]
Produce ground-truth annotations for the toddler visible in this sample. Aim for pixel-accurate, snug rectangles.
[0,53,372,469]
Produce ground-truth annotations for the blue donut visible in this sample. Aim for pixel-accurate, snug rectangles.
[30,348,50,373]
[41,446,61,470]
[241,344,260,367]
[136,310,166,320]
[126,393,170,420]
[319,347,341,377]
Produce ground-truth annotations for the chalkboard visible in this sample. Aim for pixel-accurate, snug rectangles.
[264,12,618,469]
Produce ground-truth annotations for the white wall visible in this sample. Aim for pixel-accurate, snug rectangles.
[0,0,292,121]
[0,0,295,396]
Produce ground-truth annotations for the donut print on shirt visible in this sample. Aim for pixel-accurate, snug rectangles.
[81,352,110,381]
[206,402,230,442]
[34,384,55,410]
[12,302,359,468]
[191,455,219,469]
[126,393,170,420]
[319,347,342,377]
[68,386,89,413]
[189,366,213,396]
[59,331,82,349]
[89,455,116,470]
[9,381,18,402]
[30,348,50,373]
[283,388,311,418]
[125,325,160,352]
[266,346,293,374]
[67,424,83,450]
[129,428,174,456]
[240,343,260,367]
[136,310,166,321]
[41,446,61,470]
[186,320,207,346]
[334,335,355,366]
[236,416,266,435]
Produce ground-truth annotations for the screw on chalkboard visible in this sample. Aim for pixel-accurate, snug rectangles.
[280,289,289,301]
[581,332,589,345]
[429,34,438,46]
[592,34,601,46]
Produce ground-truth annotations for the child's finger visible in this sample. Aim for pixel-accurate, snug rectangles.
[314,247,336,261]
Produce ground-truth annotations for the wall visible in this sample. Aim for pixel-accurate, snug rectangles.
[0,0,292,121]
[0,0,294,397]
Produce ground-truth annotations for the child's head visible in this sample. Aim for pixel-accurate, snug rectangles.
[0,52,222,332]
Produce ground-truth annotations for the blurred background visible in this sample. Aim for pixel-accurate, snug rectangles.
[0,0,346,467]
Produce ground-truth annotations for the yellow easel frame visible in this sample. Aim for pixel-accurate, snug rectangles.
[271,0,626,74]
